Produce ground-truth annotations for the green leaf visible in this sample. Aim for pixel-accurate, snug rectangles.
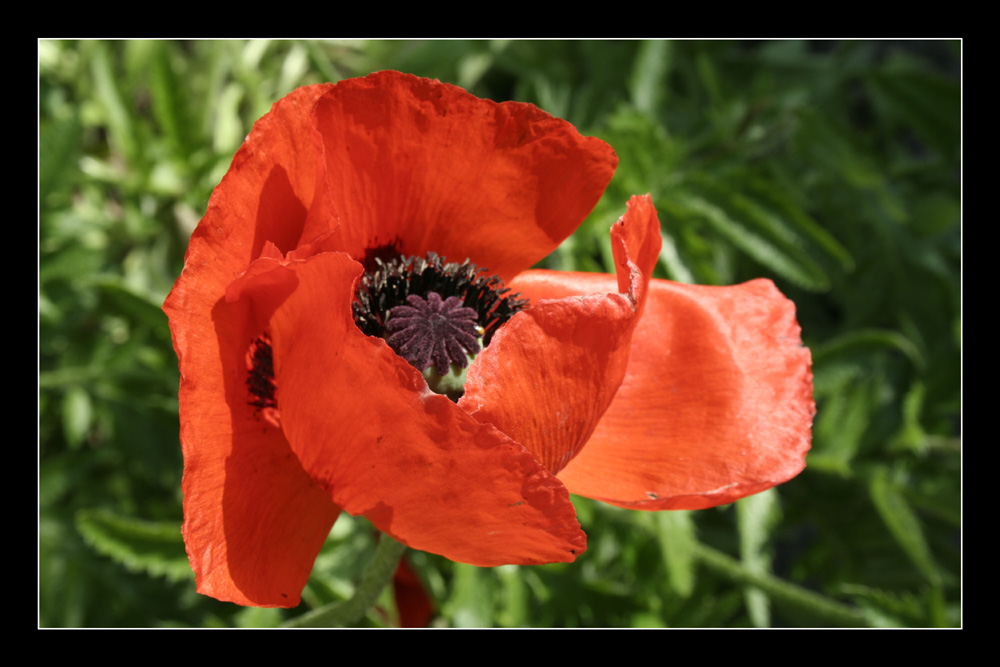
[629,40,671,115]
[812,329,924,372]
[61,386,93,449]
[94,278,170,334]
[742,176,854,271]
[89,41,138,165]
[235,606,284,628]
[655,510,697,597]
[445,563,496,628]
[673,190,829,290]
[496,565,529,628]
[868,467,942,588]
[75,509,191,583]
[39,114,81,207]
[840,584,942,628]
[213,82,246,155]
[150,41,194,162]
[694,543,873,627]
[865,68,960,161]
[810,377,877,474]
[738,489,781,627]
[277,42,310,96]
[889,381,929,454]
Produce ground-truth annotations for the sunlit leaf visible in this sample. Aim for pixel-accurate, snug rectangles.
[76,509,191,583]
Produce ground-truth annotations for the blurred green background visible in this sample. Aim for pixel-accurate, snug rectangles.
[39,39,961,628]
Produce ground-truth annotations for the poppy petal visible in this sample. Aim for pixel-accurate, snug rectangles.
[182,83,334,285]
[166,269,339,608]
[163,85,343,608]
[460,196,661,474]
[304,71,617,280]
[236,251,586,566]
[557,278,815,509]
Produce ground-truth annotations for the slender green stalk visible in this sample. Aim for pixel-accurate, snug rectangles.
[284,535,408,628]
[693,543,874,628]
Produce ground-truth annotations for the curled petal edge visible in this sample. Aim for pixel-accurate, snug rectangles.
[231,250,587,567]
[461,195,662,475]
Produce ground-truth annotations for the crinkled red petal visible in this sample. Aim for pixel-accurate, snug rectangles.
[460,195,661,474]
[164,85,342,607]
[558,277,815,509]
[168,268,339,609]
[181,83,334,284]
[237,251,586,566]
[303,71,617,280]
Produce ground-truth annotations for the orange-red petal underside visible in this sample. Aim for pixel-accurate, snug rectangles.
[164,85,342,608]
[558,277,815,509]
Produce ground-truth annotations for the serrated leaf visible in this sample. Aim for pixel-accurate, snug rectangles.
[75,509,191,583]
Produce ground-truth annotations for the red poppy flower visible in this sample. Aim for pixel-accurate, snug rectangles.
[164,71,813,608]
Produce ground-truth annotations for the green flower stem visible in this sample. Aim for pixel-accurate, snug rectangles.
[284,535,408,628]
[693,543,874,628]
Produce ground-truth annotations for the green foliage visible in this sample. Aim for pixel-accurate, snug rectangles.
[75,510,190,583]
[40,39,960,627]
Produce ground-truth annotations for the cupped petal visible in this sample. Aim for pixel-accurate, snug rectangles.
[166,267,339,608]
[557,278,815,509]
[304,71,617,280]
[176,83,334,290]
[236,251,586,566]
[164,84,343,607]
[460,195,661,474]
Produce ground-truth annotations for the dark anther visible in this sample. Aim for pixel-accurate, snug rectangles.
[246,333,277,410]
[353,252,527,345]
[386,292,481,375]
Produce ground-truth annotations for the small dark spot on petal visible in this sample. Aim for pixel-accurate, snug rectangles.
[646,491,658,499]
